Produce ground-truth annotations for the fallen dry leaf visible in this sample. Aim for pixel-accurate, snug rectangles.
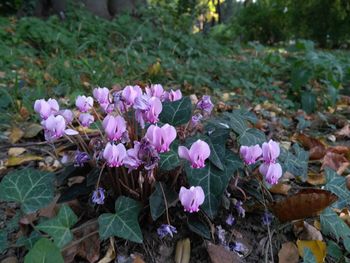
[336,124,350,138]
[0,257,18,263]
[6,155,43,167]
[39,195,60,218]
[321,152,349,175]
[293,221,322,241]
[270,189,338,222]
[68,176,86,187]
[206,242,243,263]
[296,240,326,263]
[8,147,26,157]
[306,172,326,186]
[23,123,43,138]
[9,126,24,144]
[295,133,326,160]
[339,208,350,227]
[269,183,291,195]
[131,255,145,263]
[97,237,115,263]
[278,242,299,263]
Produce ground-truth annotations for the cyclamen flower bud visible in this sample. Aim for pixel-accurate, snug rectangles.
[92,187,105,205]
[74,151,90,167]
[179,186,205,213]
[164,89,182,102]
[240,145,262,165]
[79,113,94,127]
[145,124,177,153]
[59,109,73,124]
[103,142,127,167]
[197,95,214,114]
[178,140,210,168]
[76,95,93,112]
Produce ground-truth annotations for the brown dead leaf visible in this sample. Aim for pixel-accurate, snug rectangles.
[269,183,291,195]
[339,208,350,227]
[270,189,338,222]
[321,152,349,175]
[97,237,115,263]
[8,147,26,157]
[23,123,43,138]
[131,255,145,263]
[68,176,86,187]
[296,240,326,263]
[278,242,299,263]
[9,126,24,144]
[336,124,350,138]
[328,146,350,159]
[6,155,43,167]
[19,106,30,120]
[206,242,243,263]
[39,195,60,218]
[293,221,322,241]
[1,257,18,263]
[295,134,326,160]
[306,172,326,186]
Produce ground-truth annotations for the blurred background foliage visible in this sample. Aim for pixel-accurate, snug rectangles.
[0,0,350,125]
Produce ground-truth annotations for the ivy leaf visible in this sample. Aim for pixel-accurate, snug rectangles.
[303,248,317,263]
[98,196,142,243]
[159,96,192,126]
[160,149,180,171]
[0,168,54,214]
[280,144,309,181]
[206,128,230,171]
[324,168,350,208]
[187,219,210,239]
[223,112,247,134]
[37,205,78,248]
[320,207,350,252]
[238,128,266,146]
[0,230,8,254]
[24,238,64,263]
[16,231,42,250]
[149,182,178,221]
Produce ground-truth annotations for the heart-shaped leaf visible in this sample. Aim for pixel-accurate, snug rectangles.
[238,128,266,146]
[24,238,64,263]
[223,112,247,134]
[280,143,309,181]
[98,196,142,243]
[149,182,178,221]
[187,219,211,239]
[160,149,180,171]
[159,96,192,126]
[324,168,350,208]
[0,168,54,214]
[37,205,78,248]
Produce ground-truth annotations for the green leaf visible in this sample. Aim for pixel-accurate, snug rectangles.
[223,112,247,134]
[280,144,309,181]
[320,208,350,252]
[0,230,8,254]
[206,128,230,171]
[16,231,42,250]
[324,168,350,208]
[149,182,178,221]
[303,248,317,263]
[24,238,64,263]
[98,196,142,243]
[159,96,192,126]
[327,240,343,261]
[301,91,316,114]
[37,205,78,248]
[238,128,266,146]
[187,219,210,239]
[160,149,180,171]
[0,168,54,214]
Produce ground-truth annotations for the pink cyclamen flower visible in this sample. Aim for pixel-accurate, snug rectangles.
[122,85,142,108]
[34,98,59,119]
[178,139,210,168]
[76,95,93,112]
[103,142,127,167]
[262,140,280,164]
[259,162,282,185]
[145,124,177,153]
[42,115,78,141]
[124,142,142,172]
[240,145,262,165]
[197,95,214,114]
[102,115,127,141]
[144,97,162,123]
[58,109,73,124]
[179,186,205,213]
[145,84,165,100]
[165,89,182,102]
[93,87,111,111]
[79,113,94,127]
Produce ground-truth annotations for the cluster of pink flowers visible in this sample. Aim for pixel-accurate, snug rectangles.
[240,140,282,185]
[34,84,212,213]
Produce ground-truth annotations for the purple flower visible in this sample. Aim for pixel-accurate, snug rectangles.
[122,85,142,108]
[103,142,127,167]
[137,138,160,170]
[124,142,142,172]
[58,109,73,124]
[226,214,235,226]
[74,151,90,166]
[259,162,282,185]
[191,113,203,126]
[178,140,210,168]
[179,186,205,213]
[197,95,214,114]
[144,97,162,124]
[145,84,165,100]
[216,225,227,245]
[229,242,246,253]
[134,95,162,128]
[42,115,78,141]
[145,124,177,153]
[93,87,110,105]
[261,140,280,164]
[262,211,273,226]
[79,113,94,127]
[240,145,262,165]
[76,95,93,112]
[34,98,59,119]
[157,224,177,239]
[235,200,245,218]
[92,187,105,205]
[164,89,182,102]
[102,115,127,141]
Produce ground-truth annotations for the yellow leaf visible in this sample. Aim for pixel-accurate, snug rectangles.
[6,155,43,167]
[9,126,24,144]
[175,238,191,263]
[8,147,27,157]
[23,123,43,138]
[297,240,326,263]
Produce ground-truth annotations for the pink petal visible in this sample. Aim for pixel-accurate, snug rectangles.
[178,146,191,161]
